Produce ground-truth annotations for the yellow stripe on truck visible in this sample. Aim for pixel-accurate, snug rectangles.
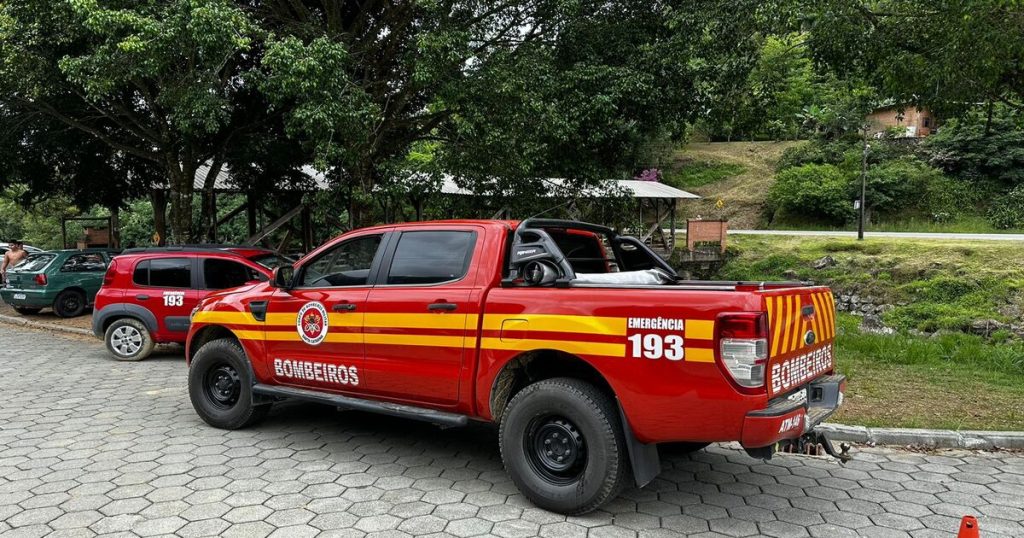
[482,314,627,336]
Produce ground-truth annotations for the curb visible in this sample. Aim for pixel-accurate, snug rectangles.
[819,423,1024,450]
[0,313,94,337]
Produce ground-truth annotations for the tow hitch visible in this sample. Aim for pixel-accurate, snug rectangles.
[778,430,852,462]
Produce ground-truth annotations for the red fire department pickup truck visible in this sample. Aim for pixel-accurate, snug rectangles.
[186,219,845,514]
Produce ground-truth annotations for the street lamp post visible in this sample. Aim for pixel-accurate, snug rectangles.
[858,131,870,241]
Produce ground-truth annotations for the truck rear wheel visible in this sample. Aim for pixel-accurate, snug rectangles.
[188,338,270,430]
[499,378,628,515]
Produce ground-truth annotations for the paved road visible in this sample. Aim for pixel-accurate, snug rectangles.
[1,326,1023,538]
[727,229,1024,242]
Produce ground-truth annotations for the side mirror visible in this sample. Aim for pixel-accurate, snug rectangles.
[271,265,296,289]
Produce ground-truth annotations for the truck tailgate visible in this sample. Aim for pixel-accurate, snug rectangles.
[762,287,836,398]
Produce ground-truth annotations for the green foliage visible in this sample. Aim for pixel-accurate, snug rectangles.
[769,164,854,223]
[987,185,1024,230]
[805,1,1024,119]
[858,158,948,215]
[838,313,1024,376]
[926,105,1024,187]
[664,161,744,188]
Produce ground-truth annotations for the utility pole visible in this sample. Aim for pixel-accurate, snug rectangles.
[858,128,870,241]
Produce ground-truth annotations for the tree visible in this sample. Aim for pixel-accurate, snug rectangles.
[256,0,780,224]
[0,0,261,243]
[802,0,1024,115]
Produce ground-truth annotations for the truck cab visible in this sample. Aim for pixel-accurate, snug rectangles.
[186,219,845,514]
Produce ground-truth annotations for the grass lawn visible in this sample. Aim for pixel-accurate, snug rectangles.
[832,314,1024,430]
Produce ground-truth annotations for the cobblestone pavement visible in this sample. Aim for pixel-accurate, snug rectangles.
[1,326,1023,538]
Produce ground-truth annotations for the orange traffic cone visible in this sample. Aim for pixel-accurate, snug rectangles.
[957,515,979,538]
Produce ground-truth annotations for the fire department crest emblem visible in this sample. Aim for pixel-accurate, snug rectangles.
[296,301,329,345]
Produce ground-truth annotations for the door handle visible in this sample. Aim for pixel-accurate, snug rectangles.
[136,294,149,301]
[428,302,458,312]
[332,303,357,312]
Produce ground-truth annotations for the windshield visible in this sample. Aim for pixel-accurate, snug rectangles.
[248,253,291,270]
[12,253,55,272]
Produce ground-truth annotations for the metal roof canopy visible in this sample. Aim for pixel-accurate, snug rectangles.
[192,162,330,192]
[439,176,700,200]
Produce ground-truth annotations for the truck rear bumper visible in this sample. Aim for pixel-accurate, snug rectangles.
[740,374,846,448]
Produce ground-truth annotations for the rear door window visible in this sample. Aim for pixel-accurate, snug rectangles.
[385,231,476,285]
[133,258,191,288]
[61,253,107,272]
[203,258,263,290]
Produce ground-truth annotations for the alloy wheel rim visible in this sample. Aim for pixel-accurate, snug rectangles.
[111,326,143,356]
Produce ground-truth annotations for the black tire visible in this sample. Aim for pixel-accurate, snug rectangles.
[13,306,41,315]
[499,378,628,515]
[104,318,155,361]
[53,289,85,318]
[188,338,270,430]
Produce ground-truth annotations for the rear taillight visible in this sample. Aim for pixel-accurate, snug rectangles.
[716,312,769,391]
[103,259,117,286]
[34,274,47,285]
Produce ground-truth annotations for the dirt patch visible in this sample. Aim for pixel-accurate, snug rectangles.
[0,302,94,331]
[669,141,801,229]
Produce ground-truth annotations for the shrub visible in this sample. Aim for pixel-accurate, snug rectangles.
[857,158,952,216]
[925,104,1024,186]
[769,164,855,223]
[988,184,1024,229]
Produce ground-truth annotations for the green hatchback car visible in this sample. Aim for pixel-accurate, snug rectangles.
[2,249,117,317]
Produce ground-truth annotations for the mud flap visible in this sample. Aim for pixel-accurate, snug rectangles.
[618,404,660,488]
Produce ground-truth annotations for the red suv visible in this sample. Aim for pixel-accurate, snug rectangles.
[93,247,283,361]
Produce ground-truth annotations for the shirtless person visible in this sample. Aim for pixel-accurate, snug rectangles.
[1,240,29,287]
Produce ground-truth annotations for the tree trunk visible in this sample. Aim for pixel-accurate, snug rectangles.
[348,161,378,228]
[200,157,224,242]
[167,160,197,244]
[108,205,121,249]
[150,190,168,246]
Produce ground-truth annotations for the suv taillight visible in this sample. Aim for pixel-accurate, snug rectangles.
[103,259,117,286]
[716,312,769,391]
[34,273,47,285]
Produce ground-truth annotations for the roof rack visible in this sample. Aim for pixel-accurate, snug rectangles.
[118,245,266,255]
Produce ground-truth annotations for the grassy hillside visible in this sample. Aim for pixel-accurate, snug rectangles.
[663,141,801,229]
[713,234,1024,430]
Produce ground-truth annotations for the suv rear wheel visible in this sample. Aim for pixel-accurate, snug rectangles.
[104,318,155,361]
[189,338,270,430]
[499,378,628,515]
[53,289,85,318]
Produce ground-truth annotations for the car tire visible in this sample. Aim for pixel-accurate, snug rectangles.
[13,306,41,315]
[53,289,86,318]
[499,377,628,515]
[188,338,270,430]
[104,318,155,361]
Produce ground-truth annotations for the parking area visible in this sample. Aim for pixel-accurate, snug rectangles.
[1,325,1022,538]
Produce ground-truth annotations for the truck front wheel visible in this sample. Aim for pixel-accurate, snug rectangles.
[499,378,628,515]
[188,338,270,430]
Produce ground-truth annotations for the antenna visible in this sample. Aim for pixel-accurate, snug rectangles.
[526,199,575,220]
